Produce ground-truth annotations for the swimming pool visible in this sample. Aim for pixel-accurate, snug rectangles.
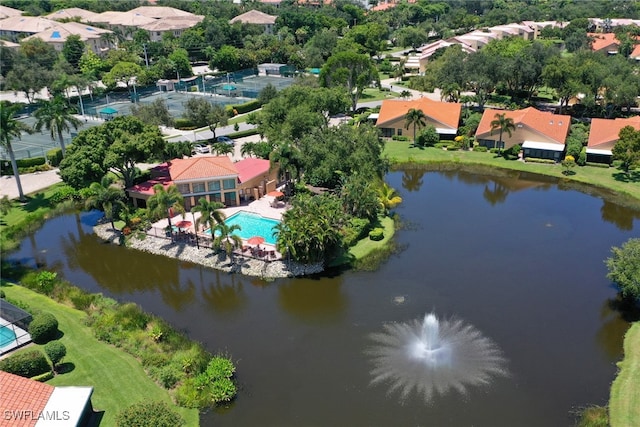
[0,325,16,349]
[205,211,280,245]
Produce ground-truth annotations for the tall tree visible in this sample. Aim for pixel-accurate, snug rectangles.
[404,108,427,146]
[320,51,379,112]
[192,197,226,233]
[33,96,82,157]
[490,113,516,154]
[147,184,185,237]
[183,97,228,138]
[0,102,32,201]
[606,238,640,301]
[612,126,640,174]
[102,62,143,95]
[62,35,86,71]
[84,176,125,229]
[212,222,242,263]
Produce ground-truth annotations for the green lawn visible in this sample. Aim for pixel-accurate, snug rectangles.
[610,322,640,426]
[1,284,199,426]
[360,88,399,102]
[384,143,640,203]
[348,216,395,259]
[0,182,66,229]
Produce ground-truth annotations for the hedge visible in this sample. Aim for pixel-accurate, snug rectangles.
[225,100,261,116]
[524,158,556,164]
[0,350,51,378]
[47,149,63,167]
[17,157,46,168]
[174,118,195,130]
[369,228,384,241]
[585,162,611,168]
[28,312,59,344]
[391,135,410,141]
[226,129,259,139]
[116,401,185,427]
[473,146,488,152]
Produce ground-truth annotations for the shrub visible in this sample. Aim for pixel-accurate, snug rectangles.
[175,355,237,408]
[32,371,54,382]
[68,288,96,311]
[36,271,58,295]
[16,157,46,169]
[417,126,440,147]
[0,350,51,378]
[473,146,488,152]
[49,185,80,204]
[0,289,4,299]
[174,118,195,130]
[369,228,384,241]
[343,217,371,247]
[577,146,587,166]
[116,401,185,427]
[489,148,500,154]
[446,145,460,151]
[391,135,410,141]
[524,158,555,164]
[225,99,260,115]
[153,365,181,389]
[28,313,59,344]
[226,128,258,139]
[434,142,452,149]
[47,148,63,167]
[44,341,66,370]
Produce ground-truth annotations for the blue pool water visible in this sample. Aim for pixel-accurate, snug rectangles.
[0,325,16,349]
[205,211,280,245]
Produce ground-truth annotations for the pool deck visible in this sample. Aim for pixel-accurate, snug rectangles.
[149,194,288,261]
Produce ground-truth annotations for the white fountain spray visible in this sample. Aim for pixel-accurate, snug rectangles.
[367,312,508,403]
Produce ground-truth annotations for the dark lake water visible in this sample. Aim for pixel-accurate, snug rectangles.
[5,169,640,427]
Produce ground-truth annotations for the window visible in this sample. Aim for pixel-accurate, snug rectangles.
[177,184,190,194]
[225,192,237,206]
[211,193,222,203]
[223,179,236,190]
[381,128,394,138]
[208,181,221,191]
[397,128,402,136]
[192,183,205,193]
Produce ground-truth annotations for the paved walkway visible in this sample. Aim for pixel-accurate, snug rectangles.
[0,168,62,200]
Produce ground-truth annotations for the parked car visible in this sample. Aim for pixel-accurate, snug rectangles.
[216,136,234,145]
[193,144,210,154]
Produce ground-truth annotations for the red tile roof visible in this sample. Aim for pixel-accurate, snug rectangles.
[165,156,237,181]
[476,107,571,144]
[376,98,462,129]
[588,116,640,149]
[0,372,54,427]
[588,33,619,51]
[126,176,173,196]
[234,158,270,183]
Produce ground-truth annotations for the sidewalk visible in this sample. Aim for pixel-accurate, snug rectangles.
[0,168,62,200]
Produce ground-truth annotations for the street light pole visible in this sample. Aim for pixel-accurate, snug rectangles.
[192,210,199,249]
[143,43,149,69]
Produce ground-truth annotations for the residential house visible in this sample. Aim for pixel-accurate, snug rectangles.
[589,18,640,32]
[0,16,57,41]
[0,39,20,49]
[127,6,196,19]
[229,10,277,35]
[140,16,205,42]
[475,107,571,160]
[45,7,99,22]
[589,32,621,54]
[376,98,462,140]
[0,4,22,19]
[587,116,640,163]
[521,20,568,39]
[127,156,279,210]
[23,21,114,55]
[0,371,94,427]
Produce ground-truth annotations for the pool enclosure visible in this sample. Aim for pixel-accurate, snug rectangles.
[0,299,33,355]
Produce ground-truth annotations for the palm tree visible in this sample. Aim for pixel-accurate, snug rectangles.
[404,108,427,146]
[210,142,234,156]
[192,197,225,233]
[376,181,403,214]
[33,96,82,157]
[147,184,185,238]
[84,176,125,229]
[212,222,242,263]
[0,101,33,202]
[489,113,516,154]
[270,141,304,189]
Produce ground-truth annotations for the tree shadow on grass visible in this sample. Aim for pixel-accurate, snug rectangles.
[21,193,50,213]
[57,362,75,374]
[612,170,640,183]
[561,170,576,176]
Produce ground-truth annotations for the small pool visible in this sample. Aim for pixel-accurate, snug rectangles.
[0,325,16,349]
[205,211,280,245]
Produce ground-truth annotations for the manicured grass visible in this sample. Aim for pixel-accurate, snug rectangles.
[384,143,640,203]
[0,182,66,229]
[1,284,199,426]
[348,216,395,260]
[610,322,640,427]
[360,88,399,102]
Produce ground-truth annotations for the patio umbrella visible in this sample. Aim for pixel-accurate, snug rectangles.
[267,190,284,198]
[175,220,192,230]
[247,236,265,246]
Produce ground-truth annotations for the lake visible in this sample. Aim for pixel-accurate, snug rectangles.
[5,169,640,426]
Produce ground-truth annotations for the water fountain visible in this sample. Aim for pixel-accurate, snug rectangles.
[367,313,508,403]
